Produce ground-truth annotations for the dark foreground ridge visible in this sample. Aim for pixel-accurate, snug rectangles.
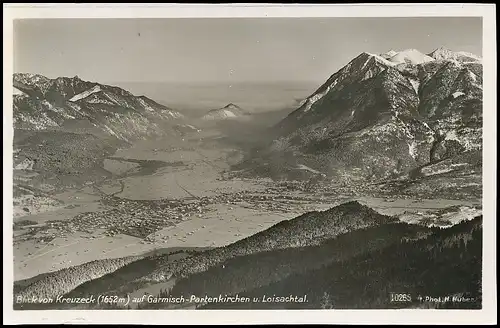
[13,200,395,308]
[200,216,483,310]
[13,200,482,310]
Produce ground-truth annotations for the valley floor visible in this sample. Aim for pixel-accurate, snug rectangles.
[12,127,481,284]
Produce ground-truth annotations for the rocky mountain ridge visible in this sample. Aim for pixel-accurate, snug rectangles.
[239,47,482,190]
[13,73,184,142]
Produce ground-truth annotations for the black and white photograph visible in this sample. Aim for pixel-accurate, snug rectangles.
[3,3,497,325]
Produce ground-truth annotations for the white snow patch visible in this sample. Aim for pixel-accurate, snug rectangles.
[456,51,482,61]
[137,97,156,112]
[86,94,115,105]
[383,50,399,57]
[422,167,454,176]
[223,109,236,117]
[42,100,76,119]
[184,124,201,132]
[103,91,128,107]
[366,52,398,66]
[450,163,468,168]
[41,99,53,108]
[13,86,27,96]
[303,85,333,112]
[295,164,325,176]
[167,111,184,119]
[394,115,415,140]
[422,122,433,132]
[102,124,126,141]
[468,71,478,82]
[440,206,482,225]
[407,141,417,160]
[362,69,376,81]
[360,57,371,70]
[70,85,101,102]
[15,158,34,170]
[445,130,460,142]
[409,79,420,94]
[66,102,83,114]
[388,49,435,65]
[430,48,482,63]
[452,91,465,98]
[41,112,58,127]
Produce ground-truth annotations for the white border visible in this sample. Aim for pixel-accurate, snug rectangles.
[3,4,497,325]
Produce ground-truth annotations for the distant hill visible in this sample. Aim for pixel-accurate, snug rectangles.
[201,103,250,121]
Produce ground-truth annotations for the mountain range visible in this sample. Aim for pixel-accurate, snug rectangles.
[236,47,482,197]
[11,74,189,194]
[13,73,184,142]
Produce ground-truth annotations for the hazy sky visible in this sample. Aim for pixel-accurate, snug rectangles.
[14,17,482,84]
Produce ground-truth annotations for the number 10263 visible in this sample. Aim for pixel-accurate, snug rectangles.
[390,293,412,302]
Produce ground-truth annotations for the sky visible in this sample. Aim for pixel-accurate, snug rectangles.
[14,17,482,84]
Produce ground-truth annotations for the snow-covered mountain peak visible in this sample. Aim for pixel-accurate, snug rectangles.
[384,50,399,57]
[270,46,483,183]
[202,103,248,120]
[14,73,51,86]
[223,103,241,110]
[428,47,482,63]
[387,49,435,65]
